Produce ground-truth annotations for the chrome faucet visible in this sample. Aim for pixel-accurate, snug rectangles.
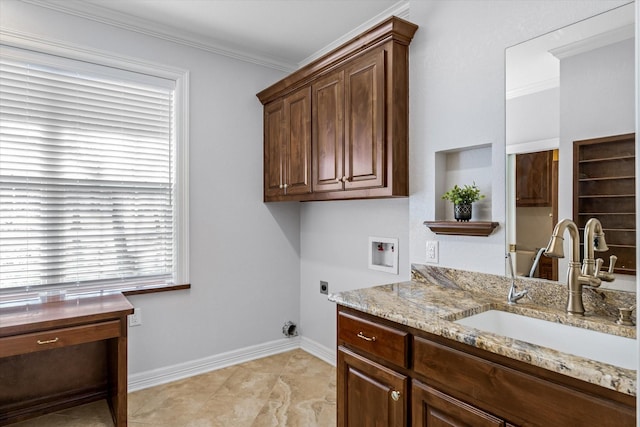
[506,253,527,304]
[544,218,608,315]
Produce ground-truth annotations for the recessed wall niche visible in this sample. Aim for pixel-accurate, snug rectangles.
[434,144,493,222]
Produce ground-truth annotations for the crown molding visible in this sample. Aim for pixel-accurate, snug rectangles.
[505,138,559,155]
[550,23,634,60]
[20,0,410,73]
[20,0,297,72]
[0,27,189,80]
[298,1,410,67]
[506,77,559,100]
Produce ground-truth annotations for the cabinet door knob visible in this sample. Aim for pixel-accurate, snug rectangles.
[283,184,288,189]
[391,390,401,401]
[279,184,284,189]
[341,176,349,182]
[357,331,376,342]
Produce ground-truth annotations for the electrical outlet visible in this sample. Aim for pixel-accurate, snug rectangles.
[128,307,142,327]
[320,281,329,295]
[426,241,439,264]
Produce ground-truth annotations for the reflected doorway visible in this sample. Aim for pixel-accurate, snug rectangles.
[508,149,558,281]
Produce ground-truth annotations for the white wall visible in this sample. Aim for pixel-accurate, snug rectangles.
[559,37,635,290]
[559,38,635,224]
[1,1,301,375]
[299,199,410,352]
[506,87,559,146]
[408,0,630,276]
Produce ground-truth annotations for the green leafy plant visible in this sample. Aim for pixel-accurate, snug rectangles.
[441,182,485,205]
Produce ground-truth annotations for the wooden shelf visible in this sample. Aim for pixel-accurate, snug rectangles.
[573,133,636,275]
[424,221,499,236]
[579,154,634,163]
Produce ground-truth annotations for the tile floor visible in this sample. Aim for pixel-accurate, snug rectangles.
[12,349,337,427]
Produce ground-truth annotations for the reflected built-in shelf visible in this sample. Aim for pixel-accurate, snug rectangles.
[424,221,499,237]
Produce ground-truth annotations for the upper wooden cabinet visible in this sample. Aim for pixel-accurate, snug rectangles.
[343,49,385,192]
[263,87,312,199]
[257,16,418,202]
[515,150,553,207]
[312,69,344,193]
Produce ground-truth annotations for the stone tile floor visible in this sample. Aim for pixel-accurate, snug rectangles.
[12,349,336,427]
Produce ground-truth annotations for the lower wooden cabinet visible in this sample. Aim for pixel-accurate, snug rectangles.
[337,347,407,427]
[337,306,635,427]
[412,381,506,427]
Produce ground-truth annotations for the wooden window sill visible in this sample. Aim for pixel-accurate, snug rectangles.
[0,283,191,308]
[123,283,190,296]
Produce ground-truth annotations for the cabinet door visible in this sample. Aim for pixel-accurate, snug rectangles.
[263,100,285,199]
[515,151,552,206]
[283,87,312,195]
[412,380,505,427]
[337,347,407,427]
[313,70,345,192]
[344,49,385,190]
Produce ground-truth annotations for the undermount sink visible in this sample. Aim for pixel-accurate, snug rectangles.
[455,310,637,370]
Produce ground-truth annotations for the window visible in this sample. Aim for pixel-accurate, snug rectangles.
[0,44,188,296]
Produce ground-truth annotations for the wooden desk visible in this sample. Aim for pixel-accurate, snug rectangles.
[0,294,133,426]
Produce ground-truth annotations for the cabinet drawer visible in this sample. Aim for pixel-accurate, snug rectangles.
[413,336,634,427]
[338,311,408,367]
[0,320,121,358]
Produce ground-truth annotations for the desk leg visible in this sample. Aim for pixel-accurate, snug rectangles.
[108,318,128,427]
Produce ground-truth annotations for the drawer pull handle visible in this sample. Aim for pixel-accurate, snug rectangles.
[391,390,401,401]
[357,332,376,342]
[37,337,59,345]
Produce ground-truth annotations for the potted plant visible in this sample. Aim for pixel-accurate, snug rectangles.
[441,182,485,222]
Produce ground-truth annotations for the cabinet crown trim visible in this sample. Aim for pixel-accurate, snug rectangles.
[256,16,418,104]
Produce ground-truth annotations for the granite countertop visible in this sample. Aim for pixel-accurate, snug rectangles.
[328,264,637,396]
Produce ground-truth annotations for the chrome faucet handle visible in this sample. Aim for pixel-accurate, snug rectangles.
[507,281,528,304]
[506,253,528,304]
[508,287,528,304]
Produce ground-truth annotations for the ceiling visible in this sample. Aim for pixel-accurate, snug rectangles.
[27,0,408,71]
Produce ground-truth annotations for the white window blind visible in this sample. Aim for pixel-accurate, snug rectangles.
[0,47,177,291]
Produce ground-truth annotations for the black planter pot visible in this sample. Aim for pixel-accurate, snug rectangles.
[454,203,472,222]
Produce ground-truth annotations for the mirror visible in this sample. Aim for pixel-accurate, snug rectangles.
[505,2,635,291]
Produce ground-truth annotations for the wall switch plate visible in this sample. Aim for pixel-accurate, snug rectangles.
[128,307,142,327]
[320,281,329,295]
[426,240,439,264]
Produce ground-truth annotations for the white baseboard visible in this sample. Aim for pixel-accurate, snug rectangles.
[128,336,300,392]
[299,336,336,367]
